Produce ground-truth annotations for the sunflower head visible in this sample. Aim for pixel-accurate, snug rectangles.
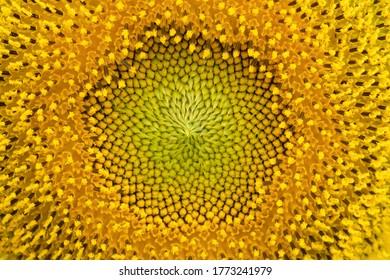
[0,0,389,260]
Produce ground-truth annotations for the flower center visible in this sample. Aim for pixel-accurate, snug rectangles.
[82,27,288,227]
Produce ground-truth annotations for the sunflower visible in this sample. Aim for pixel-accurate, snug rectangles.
[0,0,389,260]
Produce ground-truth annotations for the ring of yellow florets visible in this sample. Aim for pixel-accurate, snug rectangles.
[82,26,287,227]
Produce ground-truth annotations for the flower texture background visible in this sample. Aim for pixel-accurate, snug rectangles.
[0,0,389,260]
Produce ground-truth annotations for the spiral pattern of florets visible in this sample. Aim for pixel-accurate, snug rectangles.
[83,30,287,227]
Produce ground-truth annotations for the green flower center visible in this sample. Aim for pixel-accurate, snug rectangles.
[125,79,235,172]
[83,27,288,227]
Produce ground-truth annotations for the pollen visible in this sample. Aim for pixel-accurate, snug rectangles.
[0,0,389,261]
